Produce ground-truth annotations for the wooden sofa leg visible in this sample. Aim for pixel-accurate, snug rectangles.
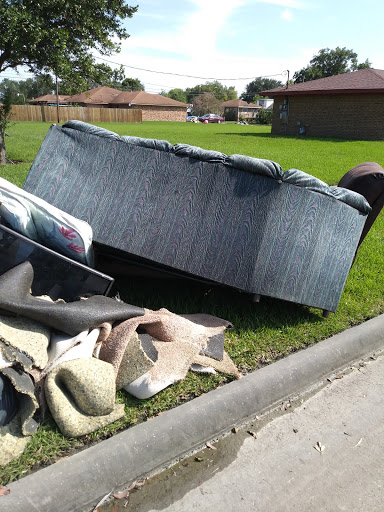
[322,309,331,318]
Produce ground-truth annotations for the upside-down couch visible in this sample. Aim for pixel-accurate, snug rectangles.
[22,121,374,314]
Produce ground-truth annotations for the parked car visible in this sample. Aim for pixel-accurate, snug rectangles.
[198,114,224,124]
[186,116,199,123]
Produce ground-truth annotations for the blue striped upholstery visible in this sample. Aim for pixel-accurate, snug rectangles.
[23,121,370,312]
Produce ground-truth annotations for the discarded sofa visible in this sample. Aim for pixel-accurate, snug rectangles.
[23,120,372,314]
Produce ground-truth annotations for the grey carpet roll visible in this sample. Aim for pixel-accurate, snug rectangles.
[0,373,18,426]
[0,262,145,336]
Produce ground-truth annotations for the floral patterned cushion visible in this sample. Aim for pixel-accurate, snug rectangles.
[0,178,93,266]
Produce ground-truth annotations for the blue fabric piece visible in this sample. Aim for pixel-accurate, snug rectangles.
[330,186,371,214]
[63,120,173,152]
[120,136,173,152]
[63,120,121,142]
[173,143,227,163]
[0,374,18,426]
[283,168,371,213]
[225,154,283,180]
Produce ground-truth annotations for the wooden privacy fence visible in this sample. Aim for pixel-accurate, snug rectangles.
[10,104,142,123]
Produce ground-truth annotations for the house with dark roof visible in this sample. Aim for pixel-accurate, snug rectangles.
[260,68,384,140]
[29,94,70,106]
[109,90,188,121]
[66,87,188,122]
[66,86,122,107]
[222,99,261,122]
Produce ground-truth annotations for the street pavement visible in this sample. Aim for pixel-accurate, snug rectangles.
[103,354,384,512]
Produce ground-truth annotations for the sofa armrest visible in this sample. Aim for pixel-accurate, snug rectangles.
[338,162,384,249]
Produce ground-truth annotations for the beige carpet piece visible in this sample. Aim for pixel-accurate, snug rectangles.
[115,331,155,390]
[45,358,124,437]
[0,416,31,467]
[0,314,50,369]
[124,340,200,399]
[145,309,231,348]
[192,351,241,379]
[100,309,231,377]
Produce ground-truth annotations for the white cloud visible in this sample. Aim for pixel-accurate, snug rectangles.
[121,0,245,61]
[281,8,293,20]
[107,0,314,95]
[255,0,301,7]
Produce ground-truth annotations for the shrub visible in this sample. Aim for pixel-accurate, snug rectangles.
[256,108,273,125]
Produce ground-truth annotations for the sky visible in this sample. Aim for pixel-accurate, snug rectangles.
[3,0,384,97]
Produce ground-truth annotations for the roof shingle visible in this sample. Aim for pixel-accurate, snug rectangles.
[67,86,122,104]
[29,94,70,104]
[110,91,188,107]
[66,87,188,107]
[261,68,384,96]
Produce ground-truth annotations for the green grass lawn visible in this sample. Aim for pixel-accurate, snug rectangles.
[1,121,383,483]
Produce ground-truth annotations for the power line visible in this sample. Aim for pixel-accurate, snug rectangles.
[95,56,286,81]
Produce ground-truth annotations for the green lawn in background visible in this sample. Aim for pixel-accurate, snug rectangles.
[1,121,383,483]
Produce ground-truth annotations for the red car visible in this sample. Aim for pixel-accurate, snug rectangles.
[198,113,224,123]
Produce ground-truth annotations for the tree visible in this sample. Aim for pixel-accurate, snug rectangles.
[0,90,13,163]
[255,108,273,125]
[0,75,56,102]
[120,78,145,91]
[0,79,25,105]
[186,81,237,104]
[58,65,126,95]
[21,74,56,99]
[293,47,371,83]
[0,0,137,162]
[240,78,283,103]
[162,88,188,103]
[192,93,223,117]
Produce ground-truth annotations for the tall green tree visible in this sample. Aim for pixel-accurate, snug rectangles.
[186,81,237,104]
[0,0,137,162]
[59,64,126,94]
[293,47,371,83]
[0,79,25,104]
[192,93,223,116]
[119,78,145,91]
[162,88,188,103]
[21,74,56,99]
[240,78,283,103]
[0,74,56,102]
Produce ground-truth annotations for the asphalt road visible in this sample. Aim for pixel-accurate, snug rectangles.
[102,354,384,512]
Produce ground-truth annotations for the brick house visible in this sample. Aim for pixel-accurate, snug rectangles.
[67,87,188,121]
[66,86,122,108]
[222,99,261,122]
[109,90,188,121]
[29,94,70,105]
[261,68,384,140]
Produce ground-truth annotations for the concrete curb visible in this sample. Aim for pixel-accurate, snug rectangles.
[3,314,384,512]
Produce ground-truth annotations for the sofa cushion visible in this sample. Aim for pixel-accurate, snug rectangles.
[0,177,94,266]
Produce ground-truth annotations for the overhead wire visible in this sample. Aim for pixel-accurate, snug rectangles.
[94,55,287,82]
